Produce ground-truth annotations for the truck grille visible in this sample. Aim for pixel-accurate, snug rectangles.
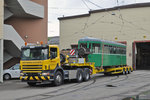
[21,61,43,73]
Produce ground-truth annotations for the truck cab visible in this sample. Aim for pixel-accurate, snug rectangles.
[20,44,64,86]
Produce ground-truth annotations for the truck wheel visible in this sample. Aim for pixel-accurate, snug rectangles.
[76,69,83,83]
[27,82,36,86]
[83,68,90,81]
[53,71,63,86]
[3,74,11,80]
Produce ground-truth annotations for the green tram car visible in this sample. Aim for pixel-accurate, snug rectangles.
[78,37,127,70]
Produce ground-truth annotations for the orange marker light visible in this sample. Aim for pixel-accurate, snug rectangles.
[25,42,27,46]
[40,41,43,45]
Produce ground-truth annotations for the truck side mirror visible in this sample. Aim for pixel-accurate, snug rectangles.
[49,55,53,60]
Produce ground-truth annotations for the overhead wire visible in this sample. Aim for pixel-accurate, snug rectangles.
[80,0,91,34]
[66,0,150,37]
[85,0,150,34]
[81,0,91,11]
[116,0,125,35]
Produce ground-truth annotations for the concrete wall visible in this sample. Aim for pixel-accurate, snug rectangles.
[5,0,48,43]
[59,6,150,66]
[0,0,4,83]
[0,0,3,39]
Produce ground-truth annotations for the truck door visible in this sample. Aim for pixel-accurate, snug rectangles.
[49,47,60,70]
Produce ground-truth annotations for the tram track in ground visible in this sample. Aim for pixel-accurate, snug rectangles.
[90,81,150,100]
[16,74,118,100]
[16,77,96,100]
[84,71,150,90]
[16,71,150,100]
[83,74,126,90]
[87,72,150,100]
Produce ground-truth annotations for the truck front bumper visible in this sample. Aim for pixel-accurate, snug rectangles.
[20,75,54,82]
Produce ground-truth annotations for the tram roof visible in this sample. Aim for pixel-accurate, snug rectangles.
[79,37,126,46]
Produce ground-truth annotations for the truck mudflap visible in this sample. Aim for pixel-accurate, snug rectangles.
[20,76,51,82]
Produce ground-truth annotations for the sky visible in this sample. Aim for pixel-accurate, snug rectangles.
[48,0,150,37]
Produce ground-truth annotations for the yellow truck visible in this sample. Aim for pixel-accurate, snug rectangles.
[20,38,133,86]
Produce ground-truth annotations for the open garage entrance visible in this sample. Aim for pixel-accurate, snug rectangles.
[133,41,150,70]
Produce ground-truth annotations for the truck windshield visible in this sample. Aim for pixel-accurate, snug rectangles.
[21,47,48,60]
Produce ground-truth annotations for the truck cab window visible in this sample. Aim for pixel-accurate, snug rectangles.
[50,48,57,59]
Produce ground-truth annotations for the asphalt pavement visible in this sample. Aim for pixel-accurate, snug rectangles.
[0,70,150,100]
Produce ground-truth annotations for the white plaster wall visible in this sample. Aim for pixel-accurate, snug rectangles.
[60,7,150,66]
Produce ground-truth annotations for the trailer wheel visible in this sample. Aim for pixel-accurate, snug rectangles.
[126,68,128,74]
[76,69,83,83]
[122,69,125,75]
[128,68,131,74]
[27,82,36,86]
[83,68,90,81]
[53,71,63,86]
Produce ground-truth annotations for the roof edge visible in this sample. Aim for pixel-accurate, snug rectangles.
[58,2,150,20]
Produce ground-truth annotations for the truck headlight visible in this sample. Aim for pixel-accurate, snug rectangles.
[20,73,24,76]
[42,72,50,76]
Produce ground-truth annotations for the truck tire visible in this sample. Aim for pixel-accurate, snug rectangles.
[3,73,11,80]
[76,69,83,83]
[83,68,90,81]
[27,82,36,86]
[53,71,63,86]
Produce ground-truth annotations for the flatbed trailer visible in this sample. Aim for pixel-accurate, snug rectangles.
[63,62,133,75]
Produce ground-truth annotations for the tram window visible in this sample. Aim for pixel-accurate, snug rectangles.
[113,47,117,54]
[92,43,100,53]
[121,48,125,54]
[104,45,110,54]
[120,48,123,54]
[110,47,114,54]
[80,43,87,49]
[123,48,126,54]
[116,48,120,54]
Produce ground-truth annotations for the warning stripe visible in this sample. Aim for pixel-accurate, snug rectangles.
[35,76,40,80]
[20,76,23,80]
[24,76,28,80]
[29,76,34,80]
[41,76,46,80]
[70,49,75,55]
[21,76,50,81]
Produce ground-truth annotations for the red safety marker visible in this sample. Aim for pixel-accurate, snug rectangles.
[70,49,75,55]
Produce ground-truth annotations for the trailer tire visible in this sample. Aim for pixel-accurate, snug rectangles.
[76,69,83,83]
[122,69,125,75]
[83,68,90,81]
[128,68,131,74]
[53,71,63,86]
[126,69,128,74]
[27,82,36,86]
